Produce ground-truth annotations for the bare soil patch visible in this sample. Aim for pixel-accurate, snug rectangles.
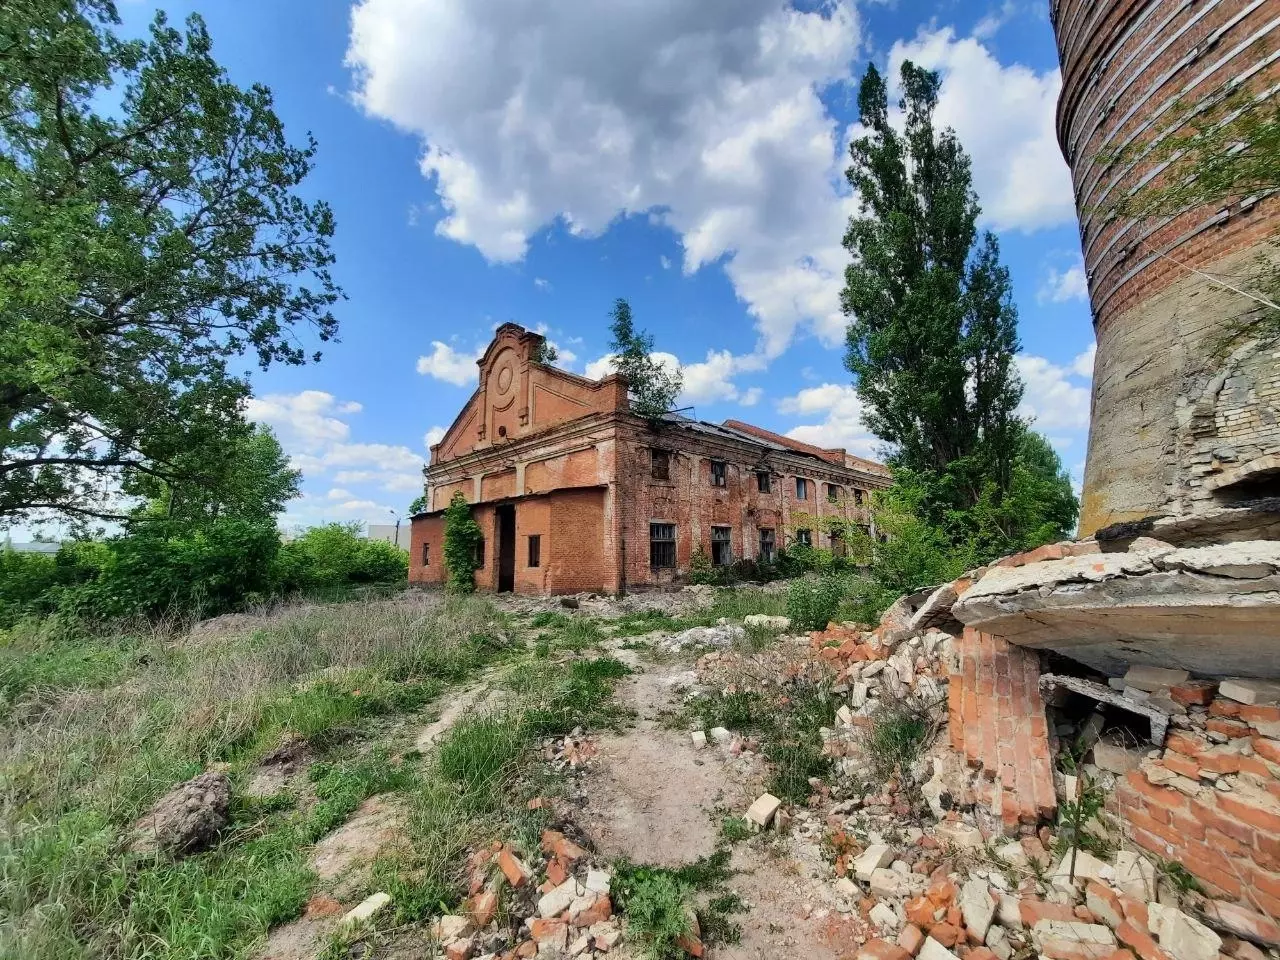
[576,654,852,959]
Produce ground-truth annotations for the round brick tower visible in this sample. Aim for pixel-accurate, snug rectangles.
[1051,0,1280,536]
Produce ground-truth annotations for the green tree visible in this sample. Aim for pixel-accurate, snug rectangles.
[0,0,340,527]
[608,298,682,419]
[407,493,428,515]
[442,491,481,592]
[841,62,1023,521]
[531,339,559,365]
[131,424,300,527]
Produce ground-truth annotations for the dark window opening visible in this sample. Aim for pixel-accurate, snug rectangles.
[831,530,847,558]
[795,528,812,547]
[711,526,732,566]
[796,477,809,500]
[651,448,671,481]
[759,528,776,563]
[711,460,727,487]
[650,522,676,569]
[528,534,541,568]
[827,484,843,502]
[421,542,430,566]
[756,471,772,493]
[854,488,865,506]
[475,538,486,569]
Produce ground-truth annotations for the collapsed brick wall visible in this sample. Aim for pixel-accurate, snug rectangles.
[1113,688,1280,917]
[948,628,1056,836]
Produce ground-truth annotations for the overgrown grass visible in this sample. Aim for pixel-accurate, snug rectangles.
[862,693,935,783]
[367,656,632,925]
[0,594,508,960]
[612,849,743,959]
[672,685,832,803]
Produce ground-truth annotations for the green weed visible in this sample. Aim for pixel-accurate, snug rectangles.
[863,694,934,783]
[719,816,752,843]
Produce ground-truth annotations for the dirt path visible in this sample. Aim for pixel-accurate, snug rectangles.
[579,646,855,960]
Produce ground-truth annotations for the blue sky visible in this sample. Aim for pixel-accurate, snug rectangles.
[118,0,1097,531]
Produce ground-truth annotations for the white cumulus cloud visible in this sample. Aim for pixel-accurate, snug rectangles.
[424,426,446,447]
[416,341,483,386]
[778,383,879,456]
[1039,260,1089,304]
[585,349,765,408]
[1016,348,1094,430]
[887,27,1075,233]
[346,0,864,357]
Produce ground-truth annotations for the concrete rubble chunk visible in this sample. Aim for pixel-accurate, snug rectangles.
[341,891,391,928]
[1050,849,1108,888]
[918,935,960,960]
[434,914,474,942]
[1091,739,1143,775]
[869,867,909,899]
[1200,899,1280,948]
[585,869,611,895]
[690,730,707,749]
[932,821,984,851]
[1031,920,1116,947]
[538,878,585,918]
[959,878,995,941]
[985,924,1012,960]
[1148,902,1222,960]
[854,843,895,882]
[1218,678,1280,706]
[996,895,1023,930]
[870,901,900,930]
[709,726,732,744]
[743,614,791,630]
[1111,851,1156,901]
[744,792,782,829]
[1123,665,1190,692]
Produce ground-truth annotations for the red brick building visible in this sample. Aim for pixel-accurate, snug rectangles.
[409,324,891,594]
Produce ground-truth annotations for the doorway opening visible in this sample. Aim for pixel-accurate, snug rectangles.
[497,504,516,592]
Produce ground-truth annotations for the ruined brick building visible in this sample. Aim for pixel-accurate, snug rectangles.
[408,324,890,594]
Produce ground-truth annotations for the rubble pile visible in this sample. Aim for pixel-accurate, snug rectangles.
[430,814,626,960]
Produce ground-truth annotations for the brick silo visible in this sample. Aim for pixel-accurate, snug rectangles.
[1050,0,1280,536]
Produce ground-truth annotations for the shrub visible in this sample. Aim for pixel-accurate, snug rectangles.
[687,549,715,585]
[273,523,407,595]
[442,492,482,592]
[785,575,845,632]
[63,518,281,621]
[620,873,692,959]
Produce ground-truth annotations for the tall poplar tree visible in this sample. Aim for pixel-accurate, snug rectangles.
[841,62,1023,523]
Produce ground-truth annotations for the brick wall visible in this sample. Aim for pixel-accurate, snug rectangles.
[408,515,444,586]
[613,420,887,591]
[1112,688,1280,916]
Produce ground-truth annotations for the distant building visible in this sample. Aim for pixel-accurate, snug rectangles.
[366,523,411,550]
[2,538,62,554]
[409,324,890,595]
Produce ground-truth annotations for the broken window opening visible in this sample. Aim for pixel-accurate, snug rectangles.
[796,477,809,500]
[756,470,772,493]
[830,530,847,558]
[474,538,485,570]
[650,522,676,569]
[827,484,843,502]
[759,527,776,563]
[710,460,727,487]
[711,526,732,566]
[421,542,430,566]
[795,528,812,547]
[854,488,864,506]
[651,448,671,481]
[528,534,541,568]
